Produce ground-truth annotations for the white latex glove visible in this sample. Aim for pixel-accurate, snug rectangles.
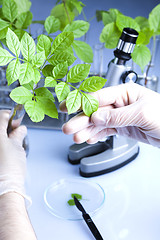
[0,110,31,205]
[61,82,160,147]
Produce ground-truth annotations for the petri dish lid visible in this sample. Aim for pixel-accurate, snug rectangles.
[44,178,105,220]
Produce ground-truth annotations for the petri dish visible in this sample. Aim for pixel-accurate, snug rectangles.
[44,178,105,220]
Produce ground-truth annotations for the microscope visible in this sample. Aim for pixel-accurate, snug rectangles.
[68,28,140,177]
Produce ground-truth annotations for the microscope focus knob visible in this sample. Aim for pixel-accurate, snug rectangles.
[121,70,138,83]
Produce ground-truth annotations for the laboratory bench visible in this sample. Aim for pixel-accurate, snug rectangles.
[26,127,160,240]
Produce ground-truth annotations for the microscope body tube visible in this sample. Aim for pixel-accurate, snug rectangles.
[105,28,139,87]
[105,61,130,87]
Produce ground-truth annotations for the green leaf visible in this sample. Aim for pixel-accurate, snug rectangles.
[21,32,35,61]
[24,99,45,122]
[15,11,33,29]
[33,69,41,84]
[136,28,153,45]
[55,82,70,102]
[10,86,33,104]
[149,4,160,35]
[67,192,83,206]
[63,20,89,38]
[69,0,85,15]
[6,28,20,57]
[22,81,34,90]
[0,27,8,40]
[19,62,34,85]
[136,31,146,45]
[52,62,68,79]
[82,93,99,117]
[67,64,90,83]
[2,0,18,22]
[51,31,74,54]
[66,89,81,114]
[96,10,105,22]
[51,3,75,31]
[102,8,120,25]
[131,44,151,72]
[6,58,20,85]
[72,40,93,63]
[14,0,31,15]
[37,34,51,58]
[79,76,106,92]
[14,29,26,40]
[135,16,149,30]
[37,98,58,119]
[48,50,76,66]
[44,76,57,87]
[100,22,121,49]
[67,199,75,206]
[42,64,54,77]
[35,87,55,102]
[116,14,140,32]
[71,193,82,200]
[32,51,46,68]
[44,16,60,34]
[0,47,14,66]
[0,18,10,31]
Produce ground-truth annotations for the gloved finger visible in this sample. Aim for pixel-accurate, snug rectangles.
[91,101,143,128]
[62,112,93,135]
[62,105,113,135]
[9,125,27,146]
[86,128,117,144]
[73,125,107,144]
[0,110,10,136]
[91,82,143,108]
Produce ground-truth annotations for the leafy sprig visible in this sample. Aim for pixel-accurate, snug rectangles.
[0,0,93,64]
[0,28,106,123]
[50,0,93,63]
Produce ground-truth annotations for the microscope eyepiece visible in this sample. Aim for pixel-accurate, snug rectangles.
[114,27,139,63]
[120,28,139,44]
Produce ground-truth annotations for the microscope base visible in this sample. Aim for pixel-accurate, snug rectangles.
[68,137,113,164]
[68,136,139,177]
[80,147,139,177]
[80,136,139,177]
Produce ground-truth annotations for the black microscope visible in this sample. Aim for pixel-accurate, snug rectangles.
[68,28,140,177]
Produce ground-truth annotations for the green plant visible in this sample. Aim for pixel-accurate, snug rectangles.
[0,0,106,124]
[0,0,93,63]
[96,4,160,74]
[0,28,106,122]
[0,0,32,44]
[32,0,93,64]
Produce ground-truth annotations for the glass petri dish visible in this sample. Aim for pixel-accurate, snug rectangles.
[44,178,105,220]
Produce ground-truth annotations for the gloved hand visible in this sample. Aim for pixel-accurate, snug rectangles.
[0,110,31,205]
[61,82,160,147]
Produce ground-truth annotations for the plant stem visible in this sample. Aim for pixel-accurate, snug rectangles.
[145,35,156,86]
[82,9,87,21]
[62,0,72,24]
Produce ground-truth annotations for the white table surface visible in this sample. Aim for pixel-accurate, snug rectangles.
[26,128,160,240]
